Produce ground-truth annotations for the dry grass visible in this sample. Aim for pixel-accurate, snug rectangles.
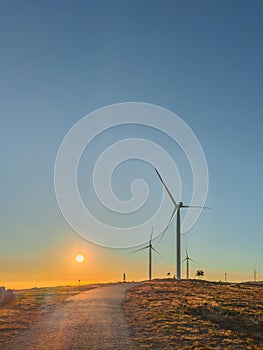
[124,280,263,350]
[0,284,95,346]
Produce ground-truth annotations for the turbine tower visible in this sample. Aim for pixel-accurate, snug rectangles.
[132,228,161,281]
[182,248,197,279]
[224,272,227,283]
[155,168,209,281]
[254,267,257,283]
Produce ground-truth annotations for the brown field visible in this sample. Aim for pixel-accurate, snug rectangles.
[1,281,262,349]
[124,280,263,350]
[0,284,96,346]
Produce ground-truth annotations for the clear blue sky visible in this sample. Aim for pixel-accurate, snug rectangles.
[1,0,263,287]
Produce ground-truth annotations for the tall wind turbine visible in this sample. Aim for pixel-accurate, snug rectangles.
[132,228,161,281]
[155,168,209,281]
[182,248,197,279]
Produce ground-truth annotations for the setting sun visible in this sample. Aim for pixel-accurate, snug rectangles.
[75,254,85,263]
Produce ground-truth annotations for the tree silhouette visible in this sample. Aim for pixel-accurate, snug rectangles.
[195,269,204,279]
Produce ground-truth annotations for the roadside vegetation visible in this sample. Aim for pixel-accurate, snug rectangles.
[124,280,263,349]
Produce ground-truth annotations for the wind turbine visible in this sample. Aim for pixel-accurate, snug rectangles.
[155,168,210,281]
[254,267,257,283]
[182,248,197,279]
[132,228,161,281]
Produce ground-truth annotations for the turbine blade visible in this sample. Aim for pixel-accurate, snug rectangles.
[150,227,154,242]
[166,205,178,227]
[131,246,149,253]
[158,205,178,242]
[151,246,163,258]
[182,205,211,209]
[158,225,169,243]
[155,168,177,206]
[189,257,199,264]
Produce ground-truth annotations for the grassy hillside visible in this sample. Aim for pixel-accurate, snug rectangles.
[124,280,263,349]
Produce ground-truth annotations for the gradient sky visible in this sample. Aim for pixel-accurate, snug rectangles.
[1,0,263,289]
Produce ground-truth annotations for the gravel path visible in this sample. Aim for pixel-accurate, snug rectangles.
[4,283,140,350]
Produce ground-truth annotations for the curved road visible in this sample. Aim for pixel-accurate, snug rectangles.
[5,283,140,350]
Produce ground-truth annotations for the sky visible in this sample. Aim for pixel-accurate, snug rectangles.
[1,0,263,289]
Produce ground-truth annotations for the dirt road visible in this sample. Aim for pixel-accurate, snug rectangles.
[4,283,139,350]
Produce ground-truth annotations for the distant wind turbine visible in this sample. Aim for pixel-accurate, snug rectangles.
[132,227,161,281]
[155,168,210,281]
[254,267,257,283]
[182,248,198,279]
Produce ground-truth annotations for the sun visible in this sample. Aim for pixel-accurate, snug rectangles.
[75,254,85,263]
